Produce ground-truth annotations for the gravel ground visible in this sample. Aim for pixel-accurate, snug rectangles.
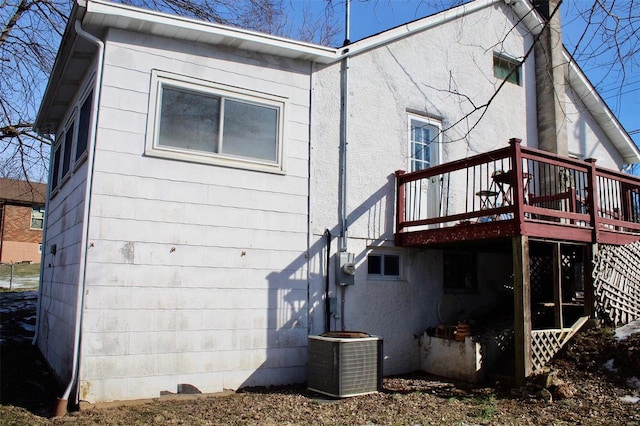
[1,291,639,425]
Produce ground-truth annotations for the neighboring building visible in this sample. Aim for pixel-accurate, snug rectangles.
[34,0,640,407]
[0,178,47,264]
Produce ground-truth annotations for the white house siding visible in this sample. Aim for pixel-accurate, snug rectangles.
[564,86,624,170]
[77,28,312,402]
[309,3,540,376]
[37,75,95,385]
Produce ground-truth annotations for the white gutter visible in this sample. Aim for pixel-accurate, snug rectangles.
[54,18,105,416]
[32,135,56,346]
[80,0,337,63]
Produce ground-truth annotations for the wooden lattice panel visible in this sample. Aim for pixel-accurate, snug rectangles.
[530,329,567,373]
[593,242,640,325]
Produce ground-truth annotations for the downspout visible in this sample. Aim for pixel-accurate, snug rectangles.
[54,19,105,416]
[32,134,56,346]
[338,0,351,252]
[338,0,351,331]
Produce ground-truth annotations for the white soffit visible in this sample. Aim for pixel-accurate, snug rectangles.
[81,0,338,63]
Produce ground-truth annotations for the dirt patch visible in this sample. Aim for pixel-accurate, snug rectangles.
[0,291,639,425]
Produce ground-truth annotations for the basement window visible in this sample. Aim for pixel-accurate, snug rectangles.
[493,53,522,86]
[443,251,477,292]
[147,71,285,173]
[368,252,401,279]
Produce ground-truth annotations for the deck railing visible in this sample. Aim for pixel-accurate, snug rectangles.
[396,139,640,245]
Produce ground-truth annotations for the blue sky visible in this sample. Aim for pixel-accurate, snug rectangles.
[288,0,639,152]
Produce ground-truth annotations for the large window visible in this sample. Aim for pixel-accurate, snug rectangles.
[493,53,521,86]
[30,207,45,230]
[149,72,284,171]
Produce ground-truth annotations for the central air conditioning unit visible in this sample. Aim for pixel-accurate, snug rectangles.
[308,332,383,398]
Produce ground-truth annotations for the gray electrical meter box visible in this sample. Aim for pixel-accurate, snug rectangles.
[336,252,356,286]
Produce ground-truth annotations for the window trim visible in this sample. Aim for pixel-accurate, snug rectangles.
[407,114,441,173]
[30,206,45,230]
[146,70,286,174]
[49,76,96,198]
[493,52,522,86]
[74,87,94,166]
[367,251,402,281]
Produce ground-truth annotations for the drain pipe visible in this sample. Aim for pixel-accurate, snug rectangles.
[338,0,351,253]
[54,19,105,417]
[337,0,351,332]
[32,134,56,347]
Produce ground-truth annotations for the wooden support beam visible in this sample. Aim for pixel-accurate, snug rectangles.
[584,243,597,318]
[553,243,563,329]
[513,235,532,387]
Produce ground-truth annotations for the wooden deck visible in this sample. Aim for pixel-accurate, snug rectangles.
[395,139,640,247]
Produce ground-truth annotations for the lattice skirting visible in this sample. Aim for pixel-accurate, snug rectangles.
[531,329,568,373]
[593,242,640,325]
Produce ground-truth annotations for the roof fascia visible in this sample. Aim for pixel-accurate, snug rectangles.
[506,0,640,164]
[562,49,640,164]
[82,0,338,63]
[34,4,84,133]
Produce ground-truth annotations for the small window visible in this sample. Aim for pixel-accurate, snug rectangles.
[30,207,45,230]
[76,90,93,161]
[61,120,75,178]
[493,53,521,86]
[443,251,477,291]
[409,116,440,172]
[50,141,62,191]
[149,72,284,171]
[368,253,401,279]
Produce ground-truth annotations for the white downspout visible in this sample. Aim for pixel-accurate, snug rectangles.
[32,134,56,346]
[54,19,105,416]
[338,0,351,331]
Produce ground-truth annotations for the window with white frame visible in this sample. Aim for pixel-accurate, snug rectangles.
[50,86,94,196]
[148,72,284,171]
[367,252,401,279]
[75,90,93,161]
[50,139,62,192]
[409,116,440,172]
[61,118,75,179]
[30,207,45,230]
[493,53,522,86]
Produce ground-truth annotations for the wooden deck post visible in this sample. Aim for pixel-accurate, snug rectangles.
[553,242,563,328]
[584,243,597,318]
[395,170,406,246]
[513,235,532,387]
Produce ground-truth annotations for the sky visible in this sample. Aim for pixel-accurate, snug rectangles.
[287,0,639,153]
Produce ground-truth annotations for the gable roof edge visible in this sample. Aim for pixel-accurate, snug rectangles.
[343,0,503,57]
[506,0,640,165]
[562,49,640,165]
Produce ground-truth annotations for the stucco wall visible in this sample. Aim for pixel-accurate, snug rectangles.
[309,2,535,376]
[77,28,313,402]
[565,85,624,169]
